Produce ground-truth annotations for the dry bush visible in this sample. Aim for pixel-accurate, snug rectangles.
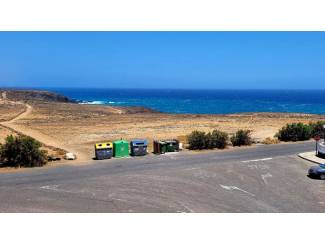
[262,137,280,145]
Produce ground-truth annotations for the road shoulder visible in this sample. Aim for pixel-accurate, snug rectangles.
[298,151,325,165]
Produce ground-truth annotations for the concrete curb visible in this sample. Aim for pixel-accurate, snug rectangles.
[298,151,325,165]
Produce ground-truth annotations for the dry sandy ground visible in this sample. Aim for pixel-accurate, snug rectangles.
[0,102,25,123]
[0,93,65,158]
[2,99,325,161]
[0,99,25,143]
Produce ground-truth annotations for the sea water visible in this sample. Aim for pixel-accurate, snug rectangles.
[47,88,325,115]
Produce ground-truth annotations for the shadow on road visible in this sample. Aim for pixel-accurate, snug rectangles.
[307,174,323,180]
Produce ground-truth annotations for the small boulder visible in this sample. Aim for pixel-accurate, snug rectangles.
[64,152,76,160]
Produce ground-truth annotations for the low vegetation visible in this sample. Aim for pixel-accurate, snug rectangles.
[309,121,325,137]
[187,129,229,150]
[187,130,208,150]
[262,137,280,145]
[0,135,47,168]
[230,129,252,146]
[276,122,312,141]
[210,130,229,149]
[275,121,325,142]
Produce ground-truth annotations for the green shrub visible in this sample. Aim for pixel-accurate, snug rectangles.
[210,129,229,149]
[187,131,207,150]
[276,123,311,142]
[231,130,252,146]
[205,132,214,149]
[309,121,325,137]
[0,135,47,168]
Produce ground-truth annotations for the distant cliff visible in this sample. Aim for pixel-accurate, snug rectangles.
[0,89,74,103]
[0,88,164,114]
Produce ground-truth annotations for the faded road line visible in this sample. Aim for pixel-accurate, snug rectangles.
[241,157,272,163]
[261,173,273,184]
[40,185,75,194]
[219,184,255,197]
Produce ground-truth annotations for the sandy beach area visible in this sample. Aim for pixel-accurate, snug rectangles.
[1,89,325,161]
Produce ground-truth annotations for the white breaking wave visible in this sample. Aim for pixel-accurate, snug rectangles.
[79,100,126,105]
[79,101,106,105]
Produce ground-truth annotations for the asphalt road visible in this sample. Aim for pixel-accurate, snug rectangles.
[1,141,325,212]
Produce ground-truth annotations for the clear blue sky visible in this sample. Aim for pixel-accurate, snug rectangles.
[0,32,324,89]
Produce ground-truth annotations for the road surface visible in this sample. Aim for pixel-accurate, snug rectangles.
[0,141,324,212]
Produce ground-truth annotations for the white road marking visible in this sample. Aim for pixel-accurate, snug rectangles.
[40,185,60,191]
[40,185,74,193]
[176,201,194,213]
[241,157,272,163]
[219,184,255,197]
[247,164,270,170]
[184,167,200,171]
[261,173,273,184]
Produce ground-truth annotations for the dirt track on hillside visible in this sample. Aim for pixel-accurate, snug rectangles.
[0,92,88,161]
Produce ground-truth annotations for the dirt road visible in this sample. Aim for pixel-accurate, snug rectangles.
[0,92,87,161]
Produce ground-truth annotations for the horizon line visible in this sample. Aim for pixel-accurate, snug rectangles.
[2,86,325,91]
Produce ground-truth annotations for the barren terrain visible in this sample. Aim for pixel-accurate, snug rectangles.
[1,89,325,162]
[0,93,25,143]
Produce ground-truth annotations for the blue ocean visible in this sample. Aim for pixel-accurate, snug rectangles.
[47,88,325,115]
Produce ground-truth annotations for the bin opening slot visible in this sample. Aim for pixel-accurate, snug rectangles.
[135,143,145,146]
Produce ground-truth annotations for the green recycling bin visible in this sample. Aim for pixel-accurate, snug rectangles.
[165,139,179,152]
[113,140,130,158]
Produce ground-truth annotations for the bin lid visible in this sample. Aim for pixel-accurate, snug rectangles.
[95,142,113,149]
[113,139,129,145]
[155,140,167,145]
[131,139,148,146]
[164,139,179,143]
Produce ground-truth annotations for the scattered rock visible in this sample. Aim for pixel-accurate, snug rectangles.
[64,152,77,160]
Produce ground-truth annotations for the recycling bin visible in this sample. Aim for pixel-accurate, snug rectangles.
[130,139,148,156]
[153,140,167,154]
[113,140,130,158]
[94,142,113,160]
[165,139,180,152]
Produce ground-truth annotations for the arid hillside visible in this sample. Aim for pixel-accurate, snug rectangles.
[0,89,72,103]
